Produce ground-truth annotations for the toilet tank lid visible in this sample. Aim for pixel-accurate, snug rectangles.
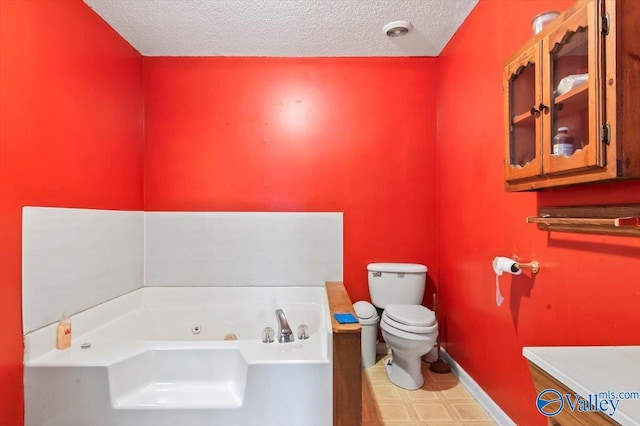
[367,263,427,273]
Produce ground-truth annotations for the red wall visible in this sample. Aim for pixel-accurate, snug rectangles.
[0,1,143,424]
[4,1,639,425]
[436,1,640,424]
[143,57,439,304]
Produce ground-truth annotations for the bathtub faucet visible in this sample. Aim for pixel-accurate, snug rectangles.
[275,309,294,343]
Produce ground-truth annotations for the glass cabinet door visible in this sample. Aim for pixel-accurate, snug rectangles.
[543,0,604,175]
[504,44,542,182]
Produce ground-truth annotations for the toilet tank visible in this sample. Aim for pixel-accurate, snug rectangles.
[368,263,427,308]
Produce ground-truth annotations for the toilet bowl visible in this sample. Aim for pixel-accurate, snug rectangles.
[380,304,438,390]
[367,263,438,390]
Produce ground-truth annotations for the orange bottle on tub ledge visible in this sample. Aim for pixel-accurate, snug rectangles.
[56,315,71,350]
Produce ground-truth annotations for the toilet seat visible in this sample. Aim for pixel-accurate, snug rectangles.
[381,314,438,336]
[381,305,438,340]
[382,314,438,335]
[382,304,436,334]
[380,317,438,341]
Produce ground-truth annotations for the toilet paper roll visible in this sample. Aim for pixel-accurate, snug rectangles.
[492,257,522,276]
[492,257,521,307]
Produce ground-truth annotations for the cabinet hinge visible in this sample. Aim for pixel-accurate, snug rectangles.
[601,13,610,35]
[602,122,611,145]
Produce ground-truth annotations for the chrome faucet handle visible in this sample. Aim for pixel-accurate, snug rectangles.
[262,326,275,343]
[297,324,310,340]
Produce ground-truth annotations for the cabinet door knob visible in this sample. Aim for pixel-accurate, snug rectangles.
[538,103,549,112]
[530,106,540,115]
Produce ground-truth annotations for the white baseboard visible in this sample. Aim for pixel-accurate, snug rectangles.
[440,348,516,426]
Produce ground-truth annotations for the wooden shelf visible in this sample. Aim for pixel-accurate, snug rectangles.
[554,81,588,117]
[526,204,640,236]
[512,110,536,126]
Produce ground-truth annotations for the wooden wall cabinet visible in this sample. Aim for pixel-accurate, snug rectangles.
[503,0,640,191]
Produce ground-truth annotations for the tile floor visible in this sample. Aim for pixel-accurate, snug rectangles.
[362,355,497,426]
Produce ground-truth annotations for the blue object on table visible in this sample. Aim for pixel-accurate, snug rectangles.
[334,313,358,324]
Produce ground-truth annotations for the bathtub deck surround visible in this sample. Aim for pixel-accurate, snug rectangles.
[22,207,343,333]
[144,211,343,287]
[24,286,332,425]
[22,207,144,334]
[326,281,362,426]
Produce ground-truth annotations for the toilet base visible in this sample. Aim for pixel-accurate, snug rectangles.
[422,346,439,363]
[384,354,424,390]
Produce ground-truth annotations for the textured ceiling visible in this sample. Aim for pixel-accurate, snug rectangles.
[83,0,478,57]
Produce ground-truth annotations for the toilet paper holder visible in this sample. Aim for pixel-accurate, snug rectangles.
[511,257,540,274]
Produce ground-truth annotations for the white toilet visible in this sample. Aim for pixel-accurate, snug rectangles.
[368,263,438,390]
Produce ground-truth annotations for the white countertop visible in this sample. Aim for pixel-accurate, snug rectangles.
[523,346,640,425]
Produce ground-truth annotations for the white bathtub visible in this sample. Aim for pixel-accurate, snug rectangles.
[24,286,333,426]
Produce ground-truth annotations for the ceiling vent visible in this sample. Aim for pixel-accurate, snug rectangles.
[383,21,413,37]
